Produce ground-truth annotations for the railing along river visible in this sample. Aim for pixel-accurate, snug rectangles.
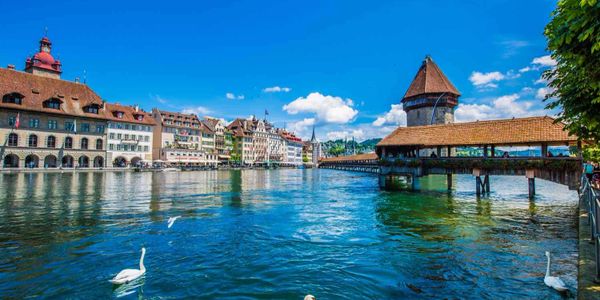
[581,174,600,281]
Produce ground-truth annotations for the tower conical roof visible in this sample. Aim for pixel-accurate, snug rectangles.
[402,56,460,101]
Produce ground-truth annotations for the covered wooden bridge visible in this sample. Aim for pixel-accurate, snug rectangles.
[320,116,582,197]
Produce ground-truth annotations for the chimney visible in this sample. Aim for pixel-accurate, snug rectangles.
[102,100,106,110]
[7,64,15,70]
[75,77,80,83]
[134,104,139,112]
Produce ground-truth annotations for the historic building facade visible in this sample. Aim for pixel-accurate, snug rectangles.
[105,104,155,167]
[151,109,217,166]
[0,37,109,169]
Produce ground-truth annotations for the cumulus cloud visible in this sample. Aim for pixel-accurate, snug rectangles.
[536,87,556,100]
[326,129,366,141]
[532,55,557,67]
[263,86,291,93]
[455,94,544,122]
[282,92,358,124]
[181,106,211,116]
[373,104,406,127]
[226,92,245,100]
[469,71,505,88]
[289,118,316,136]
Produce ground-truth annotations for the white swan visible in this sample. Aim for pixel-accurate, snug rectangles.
[544,251,567,292]
[167,216,181,228]
[110,248,146,285]
[304,295,316,300]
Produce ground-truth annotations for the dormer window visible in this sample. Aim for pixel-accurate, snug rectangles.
[134,114,144,121]
[83,104,100,114]
[113,111,124,119]
[2,92,24,105]
[43,98,62,110]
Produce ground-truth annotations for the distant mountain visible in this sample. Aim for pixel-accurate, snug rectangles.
[321,138,381,157]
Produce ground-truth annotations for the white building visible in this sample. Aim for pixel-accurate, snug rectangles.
[280,130,303,166]
[105,104,155,167]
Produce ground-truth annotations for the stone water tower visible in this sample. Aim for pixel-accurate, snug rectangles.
[402,56,460,127]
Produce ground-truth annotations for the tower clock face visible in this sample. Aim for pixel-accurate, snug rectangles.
[42,45,50,52]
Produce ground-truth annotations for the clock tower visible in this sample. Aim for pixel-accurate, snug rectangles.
[24,36,63,79]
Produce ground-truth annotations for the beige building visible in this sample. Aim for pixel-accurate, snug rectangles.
[151,109,217,166]
[0,64,108,169]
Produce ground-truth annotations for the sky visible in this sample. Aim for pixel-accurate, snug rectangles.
[0,0,558,141]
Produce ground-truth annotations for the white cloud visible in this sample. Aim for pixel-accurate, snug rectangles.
[534,77,548,85]
[536,87,555,100]
[226,92,245,100]
[263,86,291,93]
[469,71,505,88]
[519,66,532,73]
[455,94,544,122]
[282,92,358,124]
[532,55,557,67]
[326,129,365,141]
[289,118,316,136]
[181,106,211,116]
[373,104,406,127]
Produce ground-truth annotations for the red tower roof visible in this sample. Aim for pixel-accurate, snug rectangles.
[25,36,62,74]
[402,56,460,101]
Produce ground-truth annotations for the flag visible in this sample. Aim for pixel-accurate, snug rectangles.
[265,109,269,116]
[14,113,20,129]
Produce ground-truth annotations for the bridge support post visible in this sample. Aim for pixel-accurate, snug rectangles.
[483,174,490,193]
[475,176,482,196]
[526,169,535,199]
[447,173,452,191]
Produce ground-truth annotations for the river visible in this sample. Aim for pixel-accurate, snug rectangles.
[0,169,578,299]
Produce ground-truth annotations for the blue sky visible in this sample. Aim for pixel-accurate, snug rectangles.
[0,0,557,141]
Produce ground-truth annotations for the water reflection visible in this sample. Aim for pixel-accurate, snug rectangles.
[0,170,579,299]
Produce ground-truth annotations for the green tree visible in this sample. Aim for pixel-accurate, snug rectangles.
[544,0,600,141]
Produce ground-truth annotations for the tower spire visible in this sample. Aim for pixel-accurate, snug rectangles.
[310,125,316,142]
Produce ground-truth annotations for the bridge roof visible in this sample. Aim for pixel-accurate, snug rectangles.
[377,116,578,148]
[320,153,377,162]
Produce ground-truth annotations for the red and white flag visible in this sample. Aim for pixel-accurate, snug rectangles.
[14,113,20,129]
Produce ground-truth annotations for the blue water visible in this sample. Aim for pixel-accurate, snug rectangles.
[0,170,578,299]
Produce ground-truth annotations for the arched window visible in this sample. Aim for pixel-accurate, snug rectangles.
[47,136,56,148]
[28,134,38,147]
[64,137,73,149]
[43,98,62,110]
[2,92,24,105]
[96,139,103,150]
[81,137,88,149]
[7,133,18,147]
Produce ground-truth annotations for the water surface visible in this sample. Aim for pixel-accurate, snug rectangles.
[0,170,578,299]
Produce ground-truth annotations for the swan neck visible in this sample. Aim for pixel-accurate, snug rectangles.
[140,250,146,272]
[546,254,550,277]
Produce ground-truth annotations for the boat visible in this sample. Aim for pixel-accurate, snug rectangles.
[162,167,179,172]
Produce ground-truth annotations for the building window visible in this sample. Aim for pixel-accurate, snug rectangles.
[144,136,149,142]
[7,133,18,147]
[96,139,103,150]
[96,125,105,133]
[8,116,16,127]
[81,138,88,149]
[144,145,149,152]
[109,144,114,151]
[124,124,130,130]
[114,111,124,119]
[43,98,62,110]
[47,136,56,148]
[124,134,129,140]
[28,134,38,147]
[137,145,142,151]
[48,120,58,129]
[64,137,73,149]
[2,93,24,105]
[25,119,38,129]
[116,144,122,151]
[65,121,75,132]
[81,123,90,132]
[117,133,122,140]
[83,104,100,114]
[124,144,129,151]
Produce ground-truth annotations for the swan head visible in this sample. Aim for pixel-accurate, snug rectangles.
[304,295,316,300]
[141,247,146,254]
[545,251,550,257]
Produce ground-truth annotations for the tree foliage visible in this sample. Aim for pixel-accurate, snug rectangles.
[544,0,600,141]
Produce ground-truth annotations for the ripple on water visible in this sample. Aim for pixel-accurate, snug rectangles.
[0,170,579,299]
